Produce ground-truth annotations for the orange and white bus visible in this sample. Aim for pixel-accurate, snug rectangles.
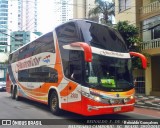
[6,20,147,116]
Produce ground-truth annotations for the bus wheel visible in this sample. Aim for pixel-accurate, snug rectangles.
[49,91,61,115]
[15,87,20,101]
[11,87,15,99]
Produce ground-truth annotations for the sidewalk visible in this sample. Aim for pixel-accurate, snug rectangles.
[135,94,160,111]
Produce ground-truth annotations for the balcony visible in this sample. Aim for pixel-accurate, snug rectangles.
[139,1,160,20]
[140,38,160,50]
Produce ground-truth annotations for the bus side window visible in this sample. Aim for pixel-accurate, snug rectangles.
[18,67,58,83]
[32,32,55,55]
[68,51,84,82]
[48,69,58,83]
[18,45,30,60]
[56,22,82,81]
[12,51,19,63]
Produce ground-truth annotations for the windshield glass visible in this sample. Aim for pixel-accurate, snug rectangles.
[77,20,127,52]
[85,54,133,91]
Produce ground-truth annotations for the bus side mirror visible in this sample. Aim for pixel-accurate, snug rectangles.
[70,42,92,62]
[129,52,147,69]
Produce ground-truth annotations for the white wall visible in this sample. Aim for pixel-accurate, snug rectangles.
[0,53,8,63]
[0,70,4,78]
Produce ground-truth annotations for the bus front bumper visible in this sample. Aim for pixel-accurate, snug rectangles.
[88,103,135,111]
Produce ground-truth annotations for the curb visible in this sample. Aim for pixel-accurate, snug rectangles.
[134,104,160,111]
[135,95,160,111]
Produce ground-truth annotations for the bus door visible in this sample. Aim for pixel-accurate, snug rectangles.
[62,50,84,112]
[55,22,86,112]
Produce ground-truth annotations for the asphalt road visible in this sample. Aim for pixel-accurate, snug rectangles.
[0,92,159,128]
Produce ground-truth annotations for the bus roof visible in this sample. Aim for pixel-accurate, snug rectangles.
[10,19,125,55]
[9,31,52,55]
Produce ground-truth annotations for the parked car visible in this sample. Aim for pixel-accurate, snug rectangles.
[0,81,6,91]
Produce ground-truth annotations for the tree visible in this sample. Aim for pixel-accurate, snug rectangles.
[115,21,140,51]
[88,0,115,25]
[115,21,150,69]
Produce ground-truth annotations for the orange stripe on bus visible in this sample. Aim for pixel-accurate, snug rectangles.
[54,40,63,84]
[16,81,45,96]
[60,82,77,97]
[90,88,135,97]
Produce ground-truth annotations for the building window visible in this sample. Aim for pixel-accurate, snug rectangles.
[151,25,160,39]
[119,0,131,12]
[142,15,160,41]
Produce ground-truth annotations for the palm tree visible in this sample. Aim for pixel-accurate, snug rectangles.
[88,0,115,25]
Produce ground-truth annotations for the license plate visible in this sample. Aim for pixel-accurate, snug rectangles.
[114,107,121,112]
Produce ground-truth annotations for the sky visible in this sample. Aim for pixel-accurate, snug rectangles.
[37,1,56,33]
[37,0,114,34]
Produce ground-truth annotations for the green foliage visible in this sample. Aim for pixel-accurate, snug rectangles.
[88,0,115,25]
[115,21,140,51]
[115,21,150,69]
[132,52,150,69]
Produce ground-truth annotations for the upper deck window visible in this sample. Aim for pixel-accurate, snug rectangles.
[56,22,79,44]
[77,20,127,52]
[18,32,55,60]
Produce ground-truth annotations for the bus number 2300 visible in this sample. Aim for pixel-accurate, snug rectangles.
[70,93,78,98]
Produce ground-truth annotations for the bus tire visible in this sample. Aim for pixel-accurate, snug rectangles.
[49,91,61,115]
[11,87,15,99]
[15,86,20,101]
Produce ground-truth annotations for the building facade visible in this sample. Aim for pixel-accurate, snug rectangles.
[8,0,38,51]
[52,0,73,27]
[0,0,9,82]
[8,0,38,32]
[10,31,39,52]
[73,0,95,19]
[0,0,8,53]
[49,0,96,28]
[0,0,38,53]
[0,0,38,82]
[115,0,160,96]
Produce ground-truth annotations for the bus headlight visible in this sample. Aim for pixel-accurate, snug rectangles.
[94,96,101,102]
[81,91,102,102]
[130,95,134,99]
[123,95,134,104]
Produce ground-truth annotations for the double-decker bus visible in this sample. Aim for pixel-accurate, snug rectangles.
[6,20,147,116]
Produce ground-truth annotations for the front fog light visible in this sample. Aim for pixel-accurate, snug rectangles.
[109,99,115,104]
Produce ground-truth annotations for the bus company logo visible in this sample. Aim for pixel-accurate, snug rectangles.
[100,50,124,57]
[15,57,41,72]
[43,55,50,63]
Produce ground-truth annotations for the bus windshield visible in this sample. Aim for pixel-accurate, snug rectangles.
[77,20,127,53]
[85,54,133,91]
[56,20,134,91]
